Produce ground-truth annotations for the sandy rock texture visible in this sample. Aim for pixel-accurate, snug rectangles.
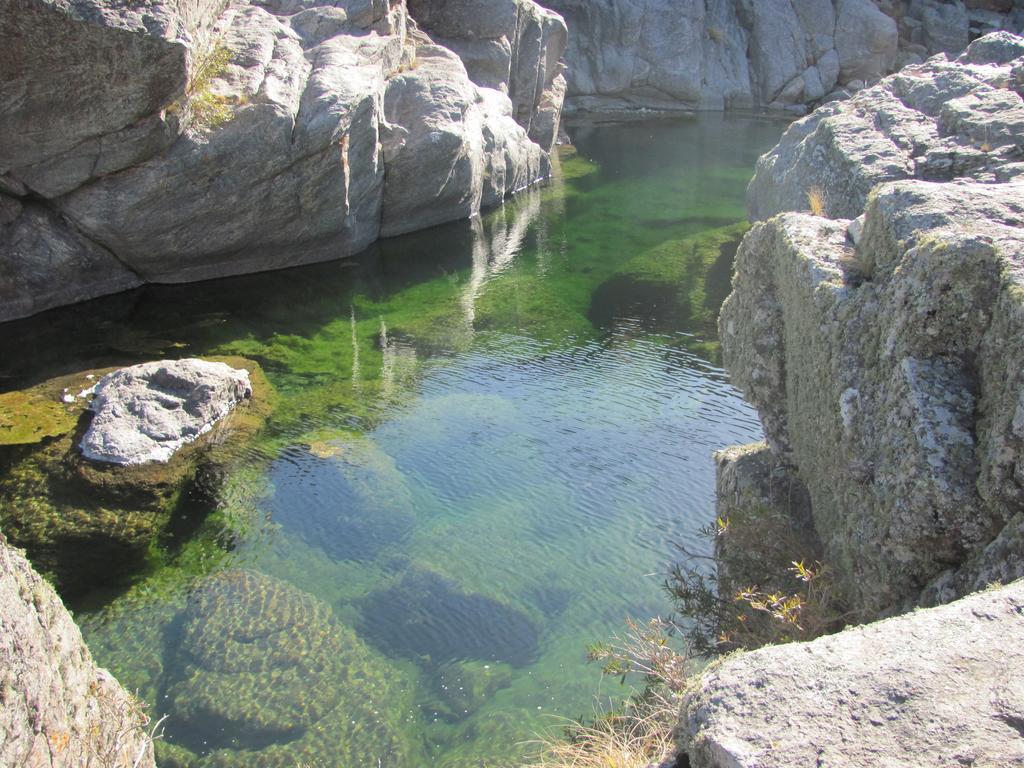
[720,33,1024,613]
[0,533,156,767]
[684,578,1024,768]
[0,0,565,321]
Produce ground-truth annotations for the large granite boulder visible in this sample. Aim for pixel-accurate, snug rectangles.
[543,0,894,111]
[542,0,1022,113]
[0,0,565,322]
[81,359,252,465]
[683,579,1024,767]
[406,0,568,149]
[0,532,156,767]
[720,33,1024,613]
[380,44,547,236]
[747,31,1024,220]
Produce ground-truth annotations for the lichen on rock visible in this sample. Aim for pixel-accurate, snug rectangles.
[0,532,156,768]
[718,32,1024,613]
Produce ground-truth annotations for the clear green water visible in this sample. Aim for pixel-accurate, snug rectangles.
[0,115,783,766]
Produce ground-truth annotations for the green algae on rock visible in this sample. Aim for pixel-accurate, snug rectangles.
[0,357,273,593]
[159,569,418,766]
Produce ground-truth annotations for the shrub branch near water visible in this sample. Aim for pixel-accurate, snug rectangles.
[531,502,850,767]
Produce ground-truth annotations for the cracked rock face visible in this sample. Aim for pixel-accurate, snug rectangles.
[0,0,565,322]
[719,33,1024,613]
[683,579,1024,768]
[542,0,1022,113]
[81,359,252,465]
[0,533,155,768]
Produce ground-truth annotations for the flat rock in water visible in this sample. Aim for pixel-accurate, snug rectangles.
[80,359,252,465]
[684,579,1024,768]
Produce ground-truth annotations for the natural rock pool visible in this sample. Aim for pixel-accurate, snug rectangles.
[0,115,783,766]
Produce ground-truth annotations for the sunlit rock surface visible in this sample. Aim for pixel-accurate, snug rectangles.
[684,579,1024,768]
[81,359,252,465]
[719,33,1024,613]
[0,533,156,768]
[542,0,1022,113]
[0,0,565,321]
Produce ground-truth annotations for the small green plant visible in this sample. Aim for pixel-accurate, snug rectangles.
[170,40,234,133]
[707,26,725,43]
[665,501,848,654]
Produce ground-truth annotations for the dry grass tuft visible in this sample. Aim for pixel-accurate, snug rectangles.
[526,618,690,768]
[806,187,826,217]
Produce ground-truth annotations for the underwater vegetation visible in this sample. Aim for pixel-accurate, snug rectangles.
[155,569,418,766]
[0,358,272,593]
[2,115,785,766]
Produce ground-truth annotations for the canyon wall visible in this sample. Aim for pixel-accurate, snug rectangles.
[0,0,566,322]
[543,0,1023,112]
[718,31,1024,614]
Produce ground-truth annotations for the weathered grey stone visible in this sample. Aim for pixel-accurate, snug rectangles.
[380,44,546,237]
[81,359,253,466]
[1,0,564,320]
[836,0,899,82]
[747,32,1024,221]
[0,202,142,322]
[684,579,1024,768]
[0,0,194,178]
[0,533,155,767]
[407,0,568,148]
[722,176,1024,612]
[914,0,971,54]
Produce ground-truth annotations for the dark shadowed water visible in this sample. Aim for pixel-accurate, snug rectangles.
[0,115,782,766]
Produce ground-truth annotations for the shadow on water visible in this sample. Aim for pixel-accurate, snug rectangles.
[358,566,541,668]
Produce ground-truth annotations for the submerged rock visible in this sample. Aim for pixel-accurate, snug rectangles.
[683,579,1024,767]
[358,565,541,666]
[81,359,252,466]
[719,33,1024,613]
[268,433,415,560]
[160,569,414,766]
[0,532,155,768]
[0,358,270,592]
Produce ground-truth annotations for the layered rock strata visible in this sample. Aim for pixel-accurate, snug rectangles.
[0,0,566,322]
[684,578,1024,768]
[0,532,156,768]
[719,33,1024,613]
[544,0,1023,113]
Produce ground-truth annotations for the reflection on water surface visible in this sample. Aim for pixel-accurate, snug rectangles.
[0,115,783,766]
